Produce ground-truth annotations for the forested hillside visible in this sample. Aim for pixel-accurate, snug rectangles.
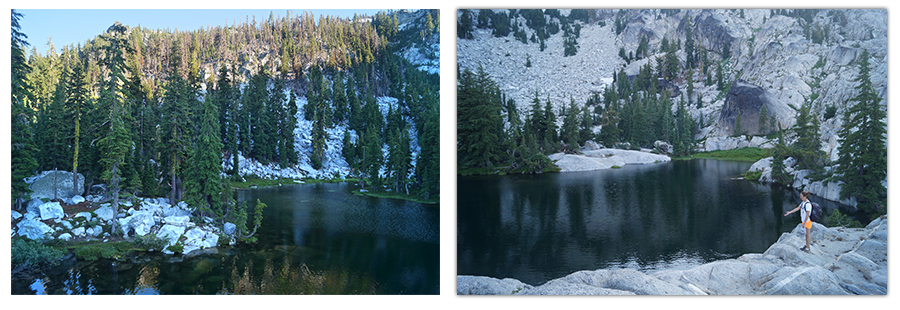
[11,8,441,220]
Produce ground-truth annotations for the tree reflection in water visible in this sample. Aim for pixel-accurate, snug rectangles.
[221,255,377,294]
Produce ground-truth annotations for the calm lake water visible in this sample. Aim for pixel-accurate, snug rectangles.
[13,182,439,295]
[457,159,855,286]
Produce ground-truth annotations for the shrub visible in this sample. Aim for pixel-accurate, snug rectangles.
[825,209,863,228]
[12,238,65,270]
[133,234,168,251]
[741,170,763,181]
[824,105,838,120]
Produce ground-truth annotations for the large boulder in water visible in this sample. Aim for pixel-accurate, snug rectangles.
[719,80,794,136]
[27,170,85,200]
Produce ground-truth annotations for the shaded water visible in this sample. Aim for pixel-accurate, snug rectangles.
[13,182,439,294]
[457,159,854,286]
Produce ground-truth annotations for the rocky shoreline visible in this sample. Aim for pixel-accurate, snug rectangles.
[12,170,233,256]
[458,216,887,295]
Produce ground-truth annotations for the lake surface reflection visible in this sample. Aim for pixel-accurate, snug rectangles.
[13,182,439,295]
[457,159,838,286]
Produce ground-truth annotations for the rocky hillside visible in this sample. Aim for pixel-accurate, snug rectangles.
[458,215,888,295]
[456,9,887,159]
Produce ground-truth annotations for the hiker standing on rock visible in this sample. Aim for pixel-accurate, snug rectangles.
[784,191,813,252]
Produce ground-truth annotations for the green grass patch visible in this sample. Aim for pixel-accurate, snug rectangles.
[687,147,773,162]
[352,190,439,205]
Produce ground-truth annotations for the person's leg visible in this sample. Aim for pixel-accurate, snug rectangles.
[805,226,811,251]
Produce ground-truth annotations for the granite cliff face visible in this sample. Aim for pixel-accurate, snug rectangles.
[457,9,887,156]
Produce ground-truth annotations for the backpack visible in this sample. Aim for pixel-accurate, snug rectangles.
[809,201,822,222]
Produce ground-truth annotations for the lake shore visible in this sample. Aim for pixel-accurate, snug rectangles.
[458,216,887,295]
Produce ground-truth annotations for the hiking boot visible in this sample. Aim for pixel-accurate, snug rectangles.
[800,246,810,253]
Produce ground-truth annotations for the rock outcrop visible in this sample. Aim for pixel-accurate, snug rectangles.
[459,216,887,295]
[719,79,794,136]
[748,156,855,207]
[457,9,886,165]
[548,148,671,172]
[11,193,224,256]
[26,170,85,200]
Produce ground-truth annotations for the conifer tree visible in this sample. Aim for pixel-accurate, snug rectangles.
[347,74,363,132]
[98,22,133,229]
[283,91,299,165]
[560,97,581,152]
[332,71,348,124]
[159,45,193,205]
[835,50,887,216]
[270,78,288,164]
[457,66,504,169]
[578,103,595,145]
[417,107,440,199]
[360,122,383,189]
[185,94,225,216]
[790,100,824,170]
[11,10,38,209]
[770,131,790,184]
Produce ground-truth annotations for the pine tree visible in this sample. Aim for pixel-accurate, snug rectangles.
[270,78,288,165]
[835,50,887,216]
[417,107,440,199]
[560,97,581,152]
[11,10,38,209]
[283,91,299,165]
[598,97,620,147]
[733,112,743,137]
[185,94,225,216]
[578,103,595,145]
[770,131,790,184]
[332,71,348,124]
[716,63,726,91]
[360,122,383,189]
[98,22,134,230]
[457,65,504,169]
[458,10,475,39]
[673,97,695,156]
[790,99,824,170]
[541,95,558,150]
[159,45,193,205]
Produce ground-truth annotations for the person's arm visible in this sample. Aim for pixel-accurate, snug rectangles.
[784,204,801,216]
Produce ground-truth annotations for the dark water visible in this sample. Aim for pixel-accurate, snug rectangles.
[13,182,439,294]
[457,159,856,286]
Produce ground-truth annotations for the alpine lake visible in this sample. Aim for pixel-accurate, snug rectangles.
[457,158,866,286]
[13,182,439,295]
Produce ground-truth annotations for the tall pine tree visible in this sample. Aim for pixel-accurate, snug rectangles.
[835,50,887,216]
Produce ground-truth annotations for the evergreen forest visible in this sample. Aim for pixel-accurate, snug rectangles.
[11,9,441,231]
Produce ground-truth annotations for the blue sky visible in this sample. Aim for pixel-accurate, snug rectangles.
[16,9,390,55]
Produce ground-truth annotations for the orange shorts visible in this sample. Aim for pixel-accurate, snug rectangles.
[804,220,812,229]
